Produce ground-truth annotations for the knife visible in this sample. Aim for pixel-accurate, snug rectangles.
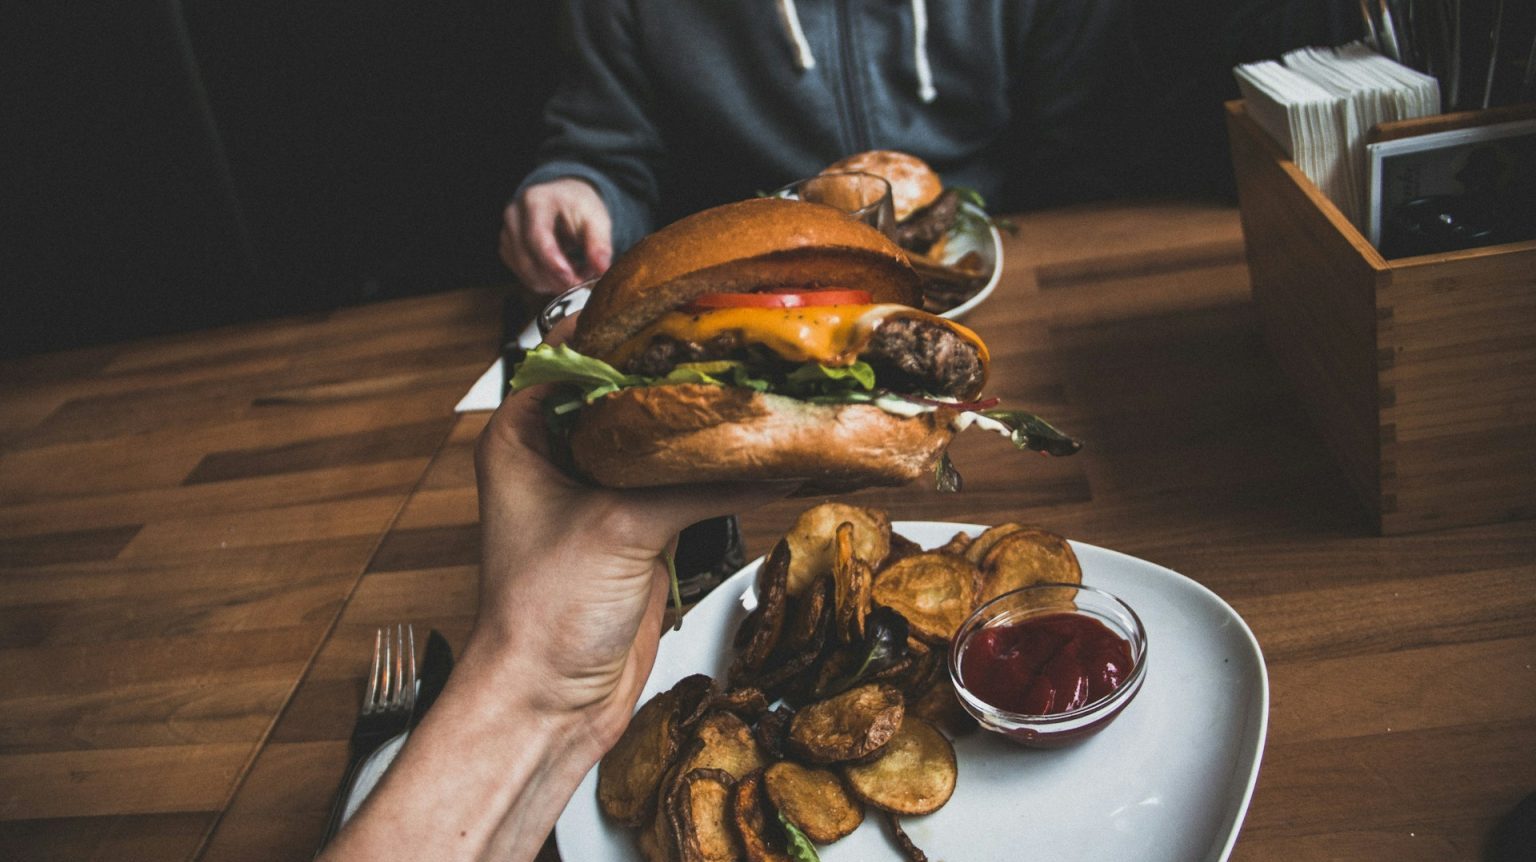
[409,629,455,729]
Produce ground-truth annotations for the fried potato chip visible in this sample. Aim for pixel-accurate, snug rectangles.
[841,717,957,815]
[599,674,713,826]
[675,711,768,782]
[732,769,792,862]
[832,522,874,643]
[963,522,1025,567]
[870,552,977,643]
[787,682,905,764]
[763,760,864,844]
[668,768,741,862]
[976,528,1081,608]
[785,503,891,596]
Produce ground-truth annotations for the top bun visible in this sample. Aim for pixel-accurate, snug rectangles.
[573,197,922,359]
[822,150,943,221]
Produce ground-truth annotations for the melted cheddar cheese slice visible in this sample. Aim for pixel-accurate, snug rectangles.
[606,304,988,369]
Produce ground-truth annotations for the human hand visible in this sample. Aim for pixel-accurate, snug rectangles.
[499,178,614,296]
[469,317,786,741]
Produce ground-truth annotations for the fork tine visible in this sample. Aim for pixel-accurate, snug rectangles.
[403,624,417,710]
[364,627,384,712]
[380,626,395,710]
[392,624,405,708]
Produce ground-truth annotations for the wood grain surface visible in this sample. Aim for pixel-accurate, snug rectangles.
[3,200,1534,861]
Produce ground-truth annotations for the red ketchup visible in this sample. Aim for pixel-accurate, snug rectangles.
[958,613,1133,716]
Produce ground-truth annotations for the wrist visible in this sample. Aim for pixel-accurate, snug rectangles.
[326,636,614,862]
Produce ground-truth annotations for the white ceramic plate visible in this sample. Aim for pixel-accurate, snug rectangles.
[556,522,1268,862]
[936,203,1003,321]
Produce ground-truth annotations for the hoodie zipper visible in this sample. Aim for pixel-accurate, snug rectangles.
[832,0,872,153]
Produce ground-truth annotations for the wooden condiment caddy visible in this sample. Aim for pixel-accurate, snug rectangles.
[1225,100,1536,535]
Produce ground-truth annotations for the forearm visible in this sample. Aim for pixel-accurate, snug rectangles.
[321,635,614,862]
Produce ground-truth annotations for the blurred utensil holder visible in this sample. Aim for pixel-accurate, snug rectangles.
[1226,99,1536,535]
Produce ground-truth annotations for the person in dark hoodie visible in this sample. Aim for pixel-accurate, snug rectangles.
[500,0,1136,296]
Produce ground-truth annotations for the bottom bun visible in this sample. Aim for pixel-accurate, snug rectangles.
[568,384,955,491]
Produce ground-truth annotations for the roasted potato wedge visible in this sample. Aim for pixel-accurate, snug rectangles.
[976,528,1081,607]
[785,503,891,595]
[711,686,769,719]
[887,813,933,862]
[675,710,768,782]
[732,769,792,862]
[787,682,905,764]
[599,674,713,826]
[763,760,864,844]
[906,670,978,737]
[730,540,792,683]
[669,768,741,862]
[963,522,1026,567]
[871,552,977,643]
[639,779,677,862]
[884,531,924,568]
[936,530,972,557]
[841,717,957,815]
[753,705,794,760]
[780,574,831,657]
[832,522,874,643]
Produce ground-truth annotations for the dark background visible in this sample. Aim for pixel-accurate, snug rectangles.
[1,0,1355,360]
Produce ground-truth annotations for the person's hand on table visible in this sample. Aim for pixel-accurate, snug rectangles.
[500,178,614,296]
[321,317,787,862]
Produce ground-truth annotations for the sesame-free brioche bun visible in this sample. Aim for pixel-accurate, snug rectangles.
[822,150,943,221]
[573,197,921,359]
[568,384,956,490]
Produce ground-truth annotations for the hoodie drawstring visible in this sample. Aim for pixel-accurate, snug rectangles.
[774,0,937,102]
[777,0,817,70]
[910,0,937,103]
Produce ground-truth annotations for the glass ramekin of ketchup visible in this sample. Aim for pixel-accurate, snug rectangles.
[949,583,1147,748]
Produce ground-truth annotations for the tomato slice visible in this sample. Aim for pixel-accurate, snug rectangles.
[683,289,873,310]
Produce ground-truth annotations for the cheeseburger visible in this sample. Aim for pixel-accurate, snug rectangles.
[510,197,1076,491]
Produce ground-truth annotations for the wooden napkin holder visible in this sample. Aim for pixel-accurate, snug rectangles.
[1225,99,1536,535]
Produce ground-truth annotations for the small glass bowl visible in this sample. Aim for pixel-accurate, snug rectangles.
[948,582,1148,748]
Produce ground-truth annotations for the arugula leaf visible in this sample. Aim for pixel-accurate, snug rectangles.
[816,606,910,697]
[778,813,822,862]
[934,450,963,491]
[950,185,988,210]
[979,409,1083,456]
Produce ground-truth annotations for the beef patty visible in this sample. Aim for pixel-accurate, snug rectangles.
[622,315,984,397]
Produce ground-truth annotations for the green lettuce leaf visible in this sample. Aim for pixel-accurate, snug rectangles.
[509,344,640,399]
[783,360,876,392]
[511,344,881,404]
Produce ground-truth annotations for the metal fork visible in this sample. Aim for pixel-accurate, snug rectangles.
[317,623,417,850]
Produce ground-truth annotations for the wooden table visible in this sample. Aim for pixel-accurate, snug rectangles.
[2,199,1533,861]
